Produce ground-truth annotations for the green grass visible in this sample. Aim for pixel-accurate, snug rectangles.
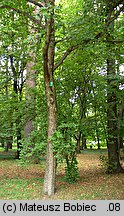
[0,179,43,199]
[0,150,124,200]
[81,148,107,154]
[0,148,16,159]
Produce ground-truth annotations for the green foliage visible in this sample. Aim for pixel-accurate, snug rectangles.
[64,157,79,183]
[99,155,108,171]
[99,155,121,174]
[51,123,79,183]
[20,130,47,164]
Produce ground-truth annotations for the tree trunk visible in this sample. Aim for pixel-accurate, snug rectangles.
[106,2,123,173]
[43,81,57,195]
[78,84,87,151]
[95,114,100,150]
[76,132,81,153]
[10,54,23,158]
[4,55,12,152]
[7,135,13,149]
[1,139,4,148]
[24,52,36,139]
[16,119,22,159]
[4,143,8,152]
[107,53,123,173]
[82,136,87,150]
[118,99,124,149]
[43,0,57,196]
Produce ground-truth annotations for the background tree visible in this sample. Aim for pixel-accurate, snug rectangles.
[105,0,124,173]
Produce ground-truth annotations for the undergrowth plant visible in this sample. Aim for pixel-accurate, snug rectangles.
[20,129,46,164]
[99,154,121,173]
[51,123,79,183]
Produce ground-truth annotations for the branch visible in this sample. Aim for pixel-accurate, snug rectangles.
[106,4,124,26]
[9,55,15,72]
[103,39,124,44]
[54,45,78,71]
[55,37,68,45]
[54,40,90,71]
[54,4,124,71]
[18,78,26,94]
[74,135,78,141]
[27,0,44,7]
[0,5,45,28]
[113,0,124,9]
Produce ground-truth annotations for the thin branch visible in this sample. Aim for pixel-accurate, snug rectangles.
[18,78,26,94]
[106,4,124,26]
[9,55,16,75]
[54,39,95,71]
[19,61,27,77]
[27,0,44,8]
[113,0,124,9]
[103,39,124,44]
[55,35,75,45]
[54,45,78,71]
[0,5,45,28]
[55,38,67,45]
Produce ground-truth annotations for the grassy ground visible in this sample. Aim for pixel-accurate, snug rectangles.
[0,149,124,200]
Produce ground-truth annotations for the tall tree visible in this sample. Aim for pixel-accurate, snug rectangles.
[106,0,124,173]
[24,38,36,140]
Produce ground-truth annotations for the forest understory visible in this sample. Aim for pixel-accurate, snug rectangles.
[0,150,124,200]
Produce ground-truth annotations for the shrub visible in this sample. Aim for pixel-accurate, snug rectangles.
[20,130,47,164]
[51,123,79,183]
[99,155,120,173]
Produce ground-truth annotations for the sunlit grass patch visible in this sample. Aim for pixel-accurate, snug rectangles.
[0,179,44,199]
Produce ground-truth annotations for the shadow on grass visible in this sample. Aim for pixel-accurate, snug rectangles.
[0,148,18,160]
[81,149,108,154]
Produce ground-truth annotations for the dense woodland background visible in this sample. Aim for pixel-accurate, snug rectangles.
[0,0,124,196]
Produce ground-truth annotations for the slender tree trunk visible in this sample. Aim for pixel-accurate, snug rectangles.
[16,85,23,159]
[76,131,81,153]
[10,54,22,158]
[1,139,4,148]
[78,83,87,151]
[43,0,57,196]
[7,133,13,149]
[82,136,87,150]
[5,55,13,151]
[82,111,87,150]
[94,111,100,149]
[95,120,100,150]
[16,119,22,159]
[92,81,100,149]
